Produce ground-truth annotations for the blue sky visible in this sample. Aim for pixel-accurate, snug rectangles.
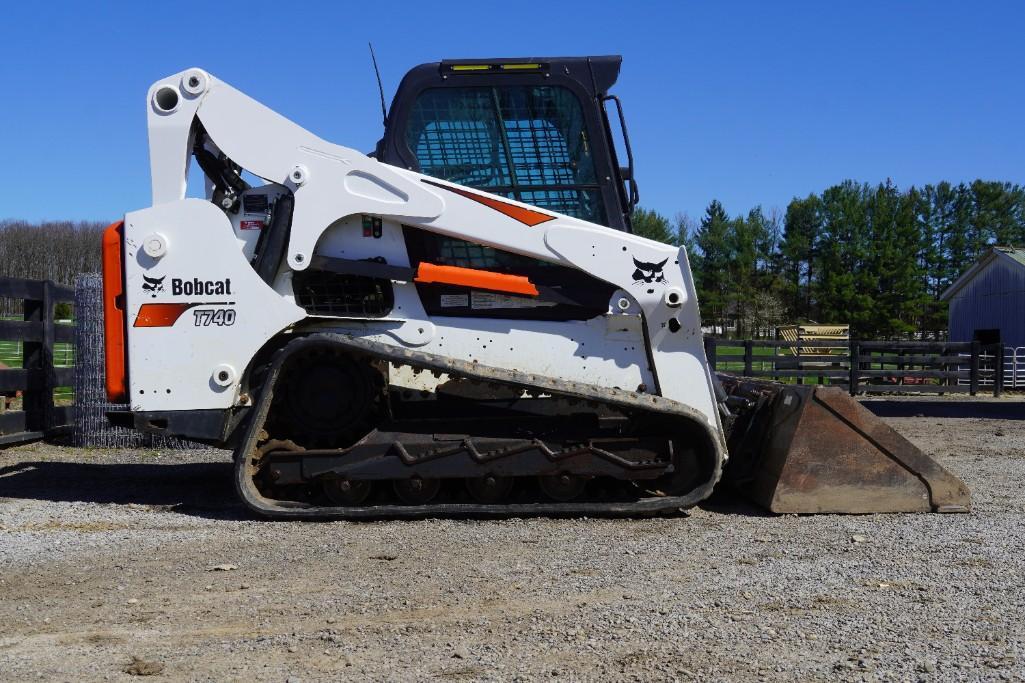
[1,1,1023,224]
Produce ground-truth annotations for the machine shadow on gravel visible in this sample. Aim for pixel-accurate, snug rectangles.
[696,488,776,517]
[0,459,719,522]
[0,460,248,520]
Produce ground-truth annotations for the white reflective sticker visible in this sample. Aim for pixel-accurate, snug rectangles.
[440,294,469,307]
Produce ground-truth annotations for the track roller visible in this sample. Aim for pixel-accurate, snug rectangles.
[538,472,586,501]
[322,477,372,505]
[393,476,442,504]
[465,475,514,504]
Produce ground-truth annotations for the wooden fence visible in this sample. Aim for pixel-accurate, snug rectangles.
[704,337,1005,397]
[0,277,75,445]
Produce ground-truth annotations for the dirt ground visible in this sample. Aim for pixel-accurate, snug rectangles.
[0,398,1023,682]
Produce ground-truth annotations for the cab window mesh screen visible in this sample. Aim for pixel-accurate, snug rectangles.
[498,87,597,188]
[405,85,604,224]
[405,88,510,188]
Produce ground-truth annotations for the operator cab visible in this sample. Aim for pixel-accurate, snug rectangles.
[375,56,637,231]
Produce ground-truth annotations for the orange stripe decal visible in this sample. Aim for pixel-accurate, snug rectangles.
[415,263,539,296]
[102,221,127,402]
[421,179,556,227]
[134,303,196,328]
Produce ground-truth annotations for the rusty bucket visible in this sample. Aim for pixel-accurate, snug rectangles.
[720,377,971,514]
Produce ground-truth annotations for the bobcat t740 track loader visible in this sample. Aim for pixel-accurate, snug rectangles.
[102,58,970,517]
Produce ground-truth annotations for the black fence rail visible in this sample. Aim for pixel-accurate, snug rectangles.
[0,277,75,445]
[704,337,1005,397]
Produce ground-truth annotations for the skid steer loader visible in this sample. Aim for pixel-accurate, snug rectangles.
[102,57,970,518]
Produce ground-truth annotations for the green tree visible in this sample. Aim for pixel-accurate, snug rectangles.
[866,181,926,336]
[630,208,675,244]
[727,208,774,338]
[780,195,821,321]
[969,180,1025,249]
[673,212,702,275]
[815,181,875,335]
[917,182,969,333]
[749,207,786,335]
[694,200,732,333]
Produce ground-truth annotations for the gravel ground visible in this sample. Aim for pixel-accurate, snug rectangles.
[0,400,1023,682]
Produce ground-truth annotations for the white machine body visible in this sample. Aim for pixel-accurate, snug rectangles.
[120,68,721,439]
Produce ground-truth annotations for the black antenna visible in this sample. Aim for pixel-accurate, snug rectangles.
[368,42,387,127]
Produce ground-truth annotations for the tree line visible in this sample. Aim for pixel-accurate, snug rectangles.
[5,179,1025,337]
[0,220,105,316]
[632,179,1025,338]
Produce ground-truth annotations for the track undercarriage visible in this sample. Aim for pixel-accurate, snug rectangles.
[234,334,725,518]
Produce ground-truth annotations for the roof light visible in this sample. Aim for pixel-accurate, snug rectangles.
[443,62,548,75]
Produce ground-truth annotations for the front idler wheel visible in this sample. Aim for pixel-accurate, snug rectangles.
[271,347,383,449]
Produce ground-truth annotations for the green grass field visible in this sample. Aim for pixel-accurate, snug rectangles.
[715,348,772,374]
[708,341,980,388]
[711,344,841,382]
[0,321,76,403]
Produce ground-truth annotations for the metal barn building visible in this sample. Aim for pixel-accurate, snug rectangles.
[941,247,1025,386]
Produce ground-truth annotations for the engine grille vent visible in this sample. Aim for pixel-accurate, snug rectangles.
[292,270,393,318]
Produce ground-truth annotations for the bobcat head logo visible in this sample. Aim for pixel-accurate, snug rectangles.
[632,257,668,284]
[142,275,165,297]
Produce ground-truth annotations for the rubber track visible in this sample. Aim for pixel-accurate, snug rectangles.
[234,333,727,519]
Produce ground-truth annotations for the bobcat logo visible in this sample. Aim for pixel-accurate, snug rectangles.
[632,257,668,284]
[142,275,165,297]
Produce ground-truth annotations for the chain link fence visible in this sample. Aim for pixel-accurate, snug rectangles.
[74,273,196,448]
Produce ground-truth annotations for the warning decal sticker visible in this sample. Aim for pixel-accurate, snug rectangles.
[470,292,557,310]
[440,294,469,308]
